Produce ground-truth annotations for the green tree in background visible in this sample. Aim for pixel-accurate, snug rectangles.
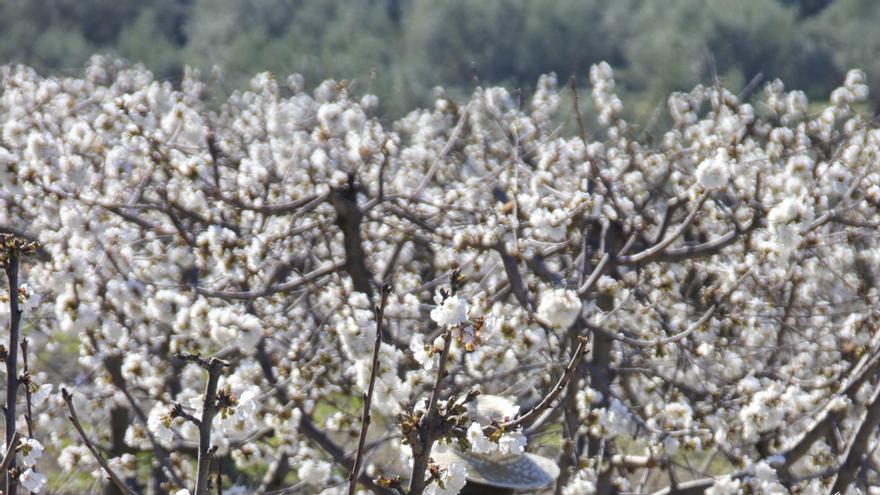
[0,0,876,116]
[808,0,880,110]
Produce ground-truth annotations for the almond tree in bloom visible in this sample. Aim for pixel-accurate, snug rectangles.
[1,56,880,494]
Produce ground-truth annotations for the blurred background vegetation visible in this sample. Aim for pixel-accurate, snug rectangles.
[1,0,878,118]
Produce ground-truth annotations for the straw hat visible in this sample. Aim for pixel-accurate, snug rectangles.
[432,395,560,491]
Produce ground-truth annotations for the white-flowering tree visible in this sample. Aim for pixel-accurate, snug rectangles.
[1,55,880,494]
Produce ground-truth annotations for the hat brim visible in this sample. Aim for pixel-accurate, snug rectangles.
[432,450,559,491]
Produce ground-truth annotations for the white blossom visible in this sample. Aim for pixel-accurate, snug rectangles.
[466,422,496,454]
[0,58,875,494]
[20,438,43,468]
[424,460,467,495]
[537,288,582,328]
[19,469,47,493]
[562,469,597,495]
[430,293,469,328]
[147,404,175,445]
[30,384,52,407]
[696,150,730,190]
[498,429,527,455]
[298,459,332,487]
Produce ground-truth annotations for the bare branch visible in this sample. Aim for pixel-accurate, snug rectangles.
[61,388,137,495]
[497,244,534,311]
[490,335,589,434]
[617,191,709,265]
[0,432,20,479]
[348,284,392,495]
[331,178,376,300]
[651,477,716,495]
[216,191,329,216]
[194,261,342,300]
[411,101,472,199]
[830,384,880,491]
[19,340,34,438]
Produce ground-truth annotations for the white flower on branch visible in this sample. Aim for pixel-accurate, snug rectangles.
[430,292,469,328]
[20,438,43,468]
[297,459,331,487]
[696,150,730,190]
[19,468,47,493]
[30,383,52,407]
[537,287,582,329]
[147,403,175,445]
[410,334,438,371]
[498,429,527,455]
[424,457,467,495]
[466,422,496,454]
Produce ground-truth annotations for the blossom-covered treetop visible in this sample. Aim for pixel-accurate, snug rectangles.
[1,55,879,494]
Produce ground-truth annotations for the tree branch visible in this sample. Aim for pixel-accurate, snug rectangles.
[331,177,375,300]
[19,339,34,438]
[194,357,229,495]
[489,335,589,434]
[0,432,20,479]
[61,389,137,495]
[1,235,32,495]
[348,284,391,495]
[616,191,708,265]
[408,329,453,495]
[830,381,880,491]
[194,261,341,300]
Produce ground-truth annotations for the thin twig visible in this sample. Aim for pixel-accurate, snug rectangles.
[569,76,587,143]
[411,101,472,199]
[194,261,341,300]
[61,388,137,495]
[2,244,21,495]
[577,252,611,296]
[20,339,34,438]
[348,284,392,495]
[0,432,20,477]
[617,191,709,265]
[490,335,589,434]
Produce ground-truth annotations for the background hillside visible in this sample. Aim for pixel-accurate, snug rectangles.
[2,0,878,117]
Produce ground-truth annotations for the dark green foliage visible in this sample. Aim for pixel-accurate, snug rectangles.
[0,0,876,115]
